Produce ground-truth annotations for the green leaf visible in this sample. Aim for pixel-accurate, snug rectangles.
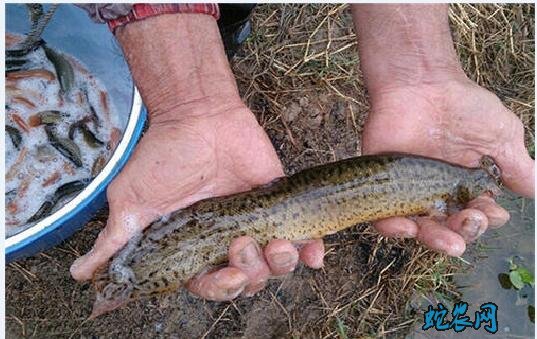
[517,267,534,286]
[510,271,525,289]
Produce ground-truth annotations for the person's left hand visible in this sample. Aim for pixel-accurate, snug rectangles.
[361,78,534,256]
[70,99,325,300]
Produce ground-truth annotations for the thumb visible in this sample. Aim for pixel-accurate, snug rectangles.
[70,209,146,282]
[495,141,534,198]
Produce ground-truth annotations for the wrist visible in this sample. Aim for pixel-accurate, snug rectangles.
[352,4,468,97]
[115,13,242,123]
[365,76,478,125]
[148,96,248,128]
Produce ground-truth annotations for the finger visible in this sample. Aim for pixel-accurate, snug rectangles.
[242,281,267,297]
[373,217,419,238]
[415,218,466,256]
[495,139,535,198]
[70,212,141,281]
[264,239,299,276]
[445,209,488,242]
[466,195,510,228]
[186,267,249,301]
[228,236,271,296]
[295,239,325,269]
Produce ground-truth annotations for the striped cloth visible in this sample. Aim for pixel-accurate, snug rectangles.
[107,4,220,32]
[77,4,220,33]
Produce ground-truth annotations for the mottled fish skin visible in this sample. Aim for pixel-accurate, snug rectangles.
[91,154,501,318]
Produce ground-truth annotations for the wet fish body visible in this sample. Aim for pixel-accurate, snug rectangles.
[45,124,83,167]
[6,58,28,72]
[69,121,105,148]
[6,125,22,149]
[92,154,501,317]
[43,45,74,94]
[27,179,89,223]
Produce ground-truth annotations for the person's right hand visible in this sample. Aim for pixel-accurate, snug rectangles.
[69,99,325,300]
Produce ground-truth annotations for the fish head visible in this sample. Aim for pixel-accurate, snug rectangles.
[457,165,502,203]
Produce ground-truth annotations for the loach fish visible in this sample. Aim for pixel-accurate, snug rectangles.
[6,125,22,149]
[43,45,74,95]
[45,124,83,167]
[27,179,89,223]
[69,120,104,148]
[90,154,503,318]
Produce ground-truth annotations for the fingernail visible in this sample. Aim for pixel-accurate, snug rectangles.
[461,218,483,241]
[270,252,295,267]
[214,270,248,288]
[71,256,83,271]
[488,210,510,228]
[70,254,88,280]
[239,242,261,266]
[395,230,416,238]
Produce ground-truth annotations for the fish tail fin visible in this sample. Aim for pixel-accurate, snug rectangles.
[89,266,134,319]
[89,288,132,319]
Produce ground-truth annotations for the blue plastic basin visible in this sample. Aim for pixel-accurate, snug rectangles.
[5,4,147,262]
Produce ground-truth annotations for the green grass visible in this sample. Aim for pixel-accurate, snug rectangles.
[335,317,348,339]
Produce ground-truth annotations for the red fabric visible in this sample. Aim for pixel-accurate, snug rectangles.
[107,3,220,32]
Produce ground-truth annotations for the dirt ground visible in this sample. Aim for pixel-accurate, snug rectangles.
[6,4,535,338]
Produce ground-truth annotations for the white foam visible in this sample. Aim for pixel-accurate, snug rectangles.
[6,43,122,237]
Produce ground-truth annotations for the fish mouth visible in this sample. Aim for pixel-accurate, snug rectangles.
[484,184,503,198]
[480,155,502,181]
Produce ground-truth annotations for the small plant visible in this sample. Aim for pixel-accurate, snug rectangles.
[507,257,534,290]
[498,257,535,324]
[335,317,348,339]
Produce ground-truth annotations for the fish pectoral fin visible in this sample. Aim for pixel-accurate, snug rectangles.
[445,197,465,216]
[423,199,449,221]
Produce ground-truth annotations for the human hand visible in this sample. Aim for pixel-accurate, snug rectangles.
[70,13,325,301]
[362,78,534,256]
[70,100,324,300]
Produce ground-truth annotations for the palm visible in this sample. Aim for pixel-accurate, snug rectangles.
[70,105,285,282]
[362,80,533,197]
[359,78,533,256]
[107,106,284,227]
